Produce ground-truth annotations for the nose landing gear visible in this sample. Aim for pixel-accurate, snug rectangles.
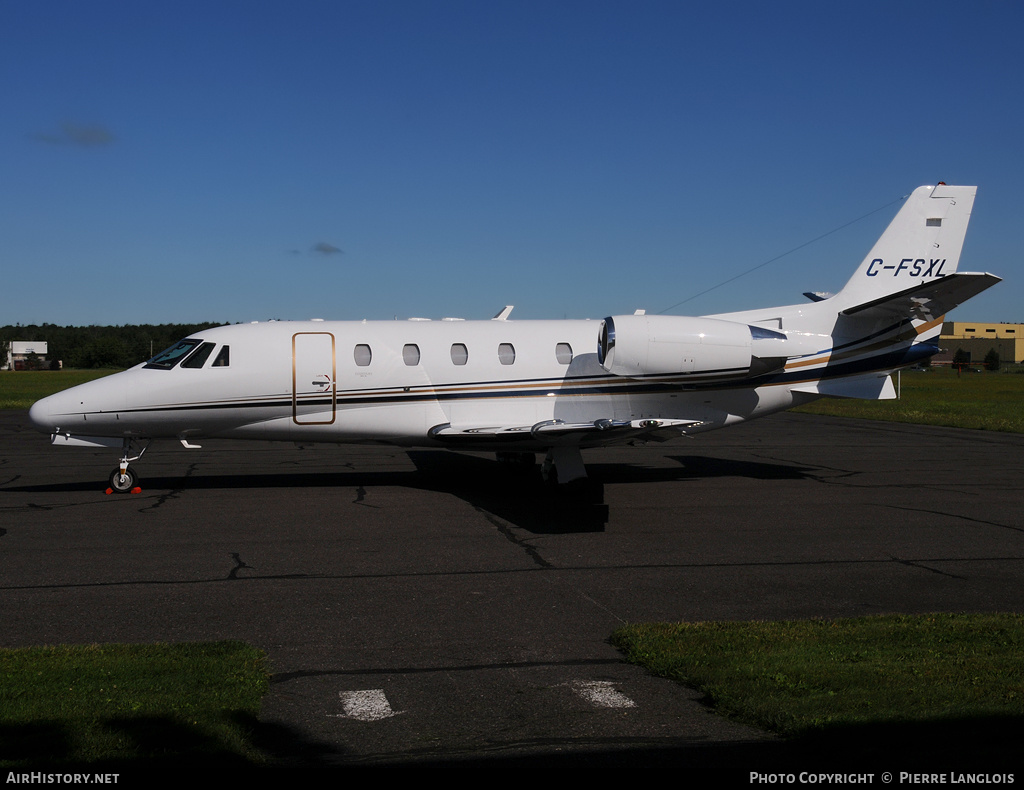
[108,438,149,493]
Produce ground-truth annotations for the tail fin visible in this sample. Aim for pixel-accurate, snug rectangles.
[834,184,976,311]
[810,184,998,398]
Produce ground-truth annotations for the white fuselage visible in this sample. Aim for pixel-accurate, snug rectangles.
[29,317,810,451]
[27,184,1000,486]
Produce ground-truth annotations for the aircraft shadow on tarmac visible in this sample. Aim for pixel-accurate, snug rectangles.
[6,450,816,535]
[405,451,817,534]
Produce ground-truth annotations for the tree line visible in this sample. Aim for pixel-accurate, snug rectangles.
[2,323,225,369]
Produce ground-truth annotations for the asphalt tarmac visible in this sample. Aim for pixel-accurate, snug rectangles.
[2,409,1023,776]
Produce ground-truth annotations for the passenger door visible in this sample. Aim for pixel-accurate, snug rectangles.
[292,332,336,425]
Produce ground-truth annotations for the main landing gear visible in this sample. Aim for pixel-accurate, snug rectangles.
[540,446,588,485]
[109,438,149,493]
[541,446,604,503]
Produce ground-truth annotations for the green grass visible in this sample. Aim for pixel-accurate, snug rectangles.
[0,642,270,768]
[792,366,1024,433]
[613,613,1024,740]
[0,369,118,410]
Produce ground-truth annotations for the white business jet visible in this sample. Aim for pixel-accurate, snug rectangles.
[29,184,999,492]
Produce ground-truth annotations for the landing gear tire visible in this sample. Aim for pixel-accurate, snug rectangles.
[496,451,536,469]
[562,477,604,503]
[109,467,137,493]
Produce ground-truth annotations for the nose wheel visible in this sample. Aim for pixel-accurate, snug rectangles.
[107,438,148,493]
[109,466,138,493]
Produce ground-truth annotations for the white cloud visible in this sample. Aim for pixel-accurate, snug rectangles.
[31,122,116,147]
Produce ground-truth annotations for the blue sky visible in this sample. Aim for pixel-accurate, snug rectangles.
[2,1,1021,327]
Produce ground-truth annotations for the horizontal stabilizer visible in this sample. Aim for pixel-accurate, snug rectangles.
[792,374,897,400]
[841,272,1001,321]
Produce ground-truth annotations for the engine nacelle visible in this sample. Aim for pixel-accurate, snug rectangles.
[598,314,787,382]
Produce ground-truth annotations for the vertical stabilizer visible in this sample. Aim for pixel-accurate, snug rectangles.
[834,184,976,310]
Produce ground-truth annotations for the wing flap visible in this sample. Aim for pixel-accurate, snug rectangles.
[429,418,699,445]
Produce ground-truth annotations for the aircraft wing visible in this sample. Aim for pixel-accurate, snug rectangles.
[429,418,700,446]
[841,272,1001,321]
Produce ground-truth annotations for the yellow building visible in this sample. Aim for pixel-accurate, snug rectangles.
[938,322,1024,365]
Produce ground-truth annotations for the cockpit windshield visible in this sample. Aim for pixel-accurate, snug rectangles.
[144,339,203,370]
[181,342,216,368]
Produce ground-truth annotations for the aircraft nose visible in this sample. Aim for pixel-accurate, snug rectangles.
[28,389,81,433]
[28,396,53,433]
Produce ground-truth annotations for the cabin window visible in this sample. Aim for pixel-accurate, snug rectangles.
[145,339,203,370]
[450,343,468,365]
[403,344,420,365]
[212,346,230,367]
[498,343,515,365]
[354,344,372,366]
[555,342,573,364]
[181,342,216,369]
[927,218,942,227]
